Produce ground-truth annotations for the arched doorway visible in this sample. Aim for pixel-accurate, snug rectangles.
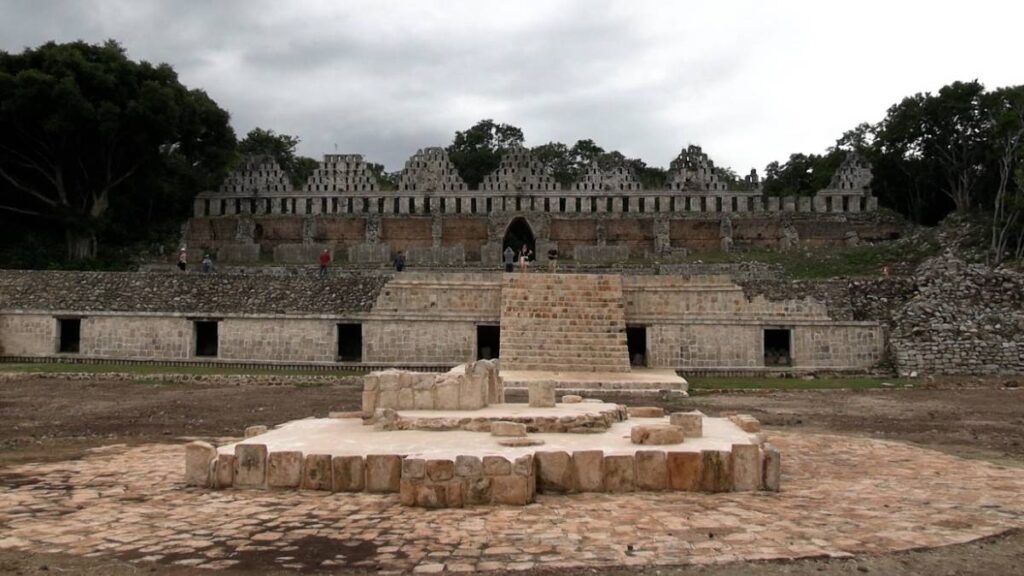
[503,217,535,260]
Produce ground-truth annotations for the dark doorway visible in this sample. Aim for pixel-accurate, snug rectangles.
[477,325,500,360]
[626,325,647,367]
[337,323,363,362]
[502,217,535,260]
[763,328,792,366]
[194,321,219,357]
[57,318,81,354]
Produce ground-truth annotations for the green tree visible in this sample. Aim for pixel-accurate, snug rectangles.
[237,128,317,189]
[446,119,524,189]
[762,152,841,196]
[0,40,235,259]
[366,162,399,191]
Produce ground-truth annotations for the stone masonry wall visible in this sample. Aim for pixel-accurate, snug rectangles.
[649,324,762,369]
[791,325,885,369]
[219,319,336,363]
[362,320,475,365]
[83,316,191,360]
[0,314,54,356]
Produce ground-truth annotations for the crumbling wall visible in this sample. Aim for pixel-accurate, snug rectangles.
[362,360,503,413]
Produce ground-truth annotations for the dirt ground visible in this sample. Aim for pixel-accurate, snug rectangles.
[2,377,1024,575]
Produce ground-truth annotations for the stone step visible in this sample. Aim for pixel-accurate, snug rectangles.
[507,363,632,372]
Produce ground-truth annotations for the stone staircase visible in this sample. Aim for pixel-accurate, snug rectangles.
[500,273,631,372]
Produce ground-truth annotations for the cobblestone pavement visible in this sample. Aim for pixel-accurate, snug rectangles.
[1,432,1023,573]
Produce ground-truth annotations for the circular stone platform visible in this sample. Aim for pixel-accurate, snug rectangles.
[1,432,1022,572]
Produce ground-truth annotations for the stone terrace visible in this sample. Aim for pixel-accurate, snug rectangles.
[0,271,389,315]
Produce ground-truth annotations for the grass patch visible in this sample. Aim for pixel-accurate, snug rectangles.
[0,362,363,378]
[687,376,913,391]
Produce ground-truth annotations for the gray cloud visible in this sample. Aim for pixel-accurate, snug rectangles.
[2,0,1022,174]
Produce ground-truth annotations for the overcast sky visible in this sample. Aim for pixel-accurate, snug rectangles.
[1,0,1021,173]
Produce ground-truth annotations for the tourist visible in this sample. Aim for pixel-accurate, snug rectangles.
[177,248,187,272]
[201,254,213,274]
[318,248,331,278]
[394,251,406,272]
[518,244,532,272]
[503,246,515,272]
[547,247,558,273]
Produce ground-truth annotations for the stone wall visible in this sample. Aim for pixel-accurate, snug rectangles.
[362,320,475,364]
[649,324,762,369]
[83,316,191,360]
[220,319,336,363]
[362,361,503,413]
[0,314,54,356]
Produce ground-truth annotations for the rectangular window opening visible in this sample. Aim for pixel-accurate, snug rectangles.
[337,323,363,362]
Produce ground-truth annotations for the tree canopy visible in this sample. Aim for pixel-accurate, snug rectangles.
[236,128,316,189]
[446,119,524,189]
[0,40,236,259]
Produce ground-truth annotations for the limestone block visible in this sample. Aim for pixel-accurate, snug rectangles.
[402,458,425,480]
[630,424,685,445]
[415,483,448,509]
[535,451,575,494]
[446,479,465,508]
[700,450,732,493]
[572,450,604,492]
[329,411,363,419]
[413,380,435,410]
[397,386,415,410]
[482,456,511,476]
[459,373,487,410]
[513,454,534,479]
[731,444,761,491]
[763,444,781,492]
[185,441,217,487]
[455,455,483,478]
[212,453,236,489]
[378,378,400,409]
[491,421,527,437]
[399,479,417,506]
[603,455,636,493]
[729,414,761,433]
[426,459,455,482]
[627,406,664,418]
[233,444,268,489]
[491,475,532,505]
[332,456,365,492]
[667,451,702,491]
[362,374,379,414]
[635,451,668,491]
[435,376,460,410]
[267,451,303,488]
[561,395,583,404]
[465,477,493,505]
[245,425,268,438]
[669,412,703,437]
[527,382,556,408]
[302,454,333,491]
[365,454,402,493]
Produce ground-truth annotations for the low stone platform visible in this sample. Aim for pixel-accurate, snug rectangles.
[370,401,627,433]
[186,410,769,507]
[501,368,689,396]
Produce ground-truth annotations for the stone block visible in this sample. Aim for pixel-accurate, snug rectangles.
[603,455,636,493]
[402,458,425,480]
[435,377,460,410]
[731,444,761,491]
[244,425,268,438]
[491,421,527,437]
[426,459,455,482]
[561,395,583,404]
[459,373,487,410]
[513,454,534,478]
[630,424,685,445]
[667,451,702,491]
[627,406,664,418]
[267,451,303,488]
[413,381,436,409]
[397,387,415,410]
[447,480,465,508]
[365,454,401,493]
[399,479,417,506]
[527,382,556,408]
[668,412,703,437]
[455,455,483,478]
[535,451,575,494]
[465,477,493,505]
[212,453,236,489]
[302,454,333,491]
[332,456,365,492]
[700,450,732,493]
[491,475,532,505]
[185,441,217,487]
[763,444,781,492]
[635,451,668,491]
[730,414,761,433]
[572,450,604,492]
[483,456,512,476]
[233,444,267,489]
[415,483,448,509]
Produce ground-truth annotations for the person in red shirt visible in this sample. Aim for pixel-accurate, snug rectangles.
[318,249,331,278]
